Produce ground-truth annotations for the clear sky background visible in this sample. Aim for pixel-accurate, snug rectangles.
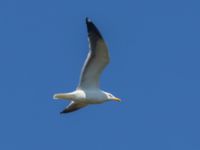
[0,0,200,149]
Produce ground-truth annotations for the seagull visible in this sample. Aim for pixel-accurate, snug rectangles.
[53,18,121,114]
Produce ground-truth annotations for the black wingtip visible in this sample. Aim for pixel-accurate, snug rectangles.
[85,17,103,39]
[86,17,92,24]
[60,111,68,114]
[60,109,70,114]
[86,17,88,22]
[60,109,76,114]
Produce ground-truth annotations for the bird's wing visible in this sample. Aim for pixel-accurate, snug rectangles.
[60,101,87,114]
[78,18,110,89]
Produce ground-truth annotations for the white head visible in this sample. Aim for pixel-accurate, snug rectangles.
[105,92,121,102]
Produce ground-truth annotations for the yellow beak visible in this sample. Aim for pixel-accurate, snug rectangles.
[112,97,121,102]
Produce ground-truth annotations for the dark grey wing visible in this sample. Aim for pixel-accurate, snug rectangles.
[60,101,87,114]
[78,18,110,89]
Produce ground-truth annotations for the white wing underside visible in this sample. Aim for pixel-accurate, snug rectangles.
[77,18,110,90]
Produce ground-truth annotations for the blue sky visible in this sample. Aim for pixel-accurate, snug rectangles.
[0,0,200,149]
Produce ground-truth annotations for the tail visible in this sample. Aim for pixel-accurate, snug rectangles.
[53,92,74,100]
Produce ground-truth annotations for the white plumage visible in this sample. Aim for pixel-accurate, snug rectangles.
[53,18,120,114]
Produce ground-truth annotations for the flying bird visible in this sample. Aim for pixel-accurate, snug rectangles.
[53,18,121,113]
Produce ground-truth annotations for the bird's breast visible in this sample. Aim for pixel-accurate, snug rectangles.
[82,90,107,104]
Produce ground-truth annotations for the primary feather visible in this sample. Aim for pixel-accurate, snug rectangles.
[53,18,120,114]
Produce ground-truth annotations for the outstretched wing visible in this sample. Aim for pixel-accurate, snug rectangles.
[78,18,110,89]
[60,101,87,114]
